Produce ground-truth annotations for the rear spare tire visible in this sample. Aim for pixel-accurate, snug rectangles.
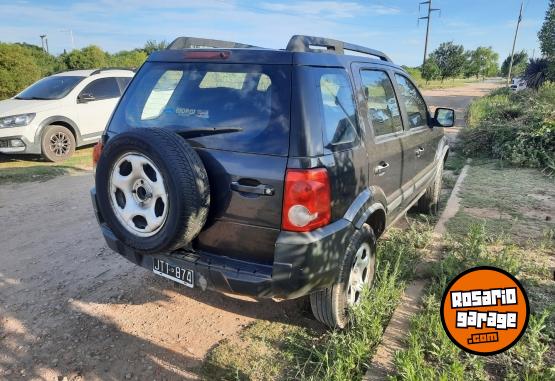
[95,128,210,253]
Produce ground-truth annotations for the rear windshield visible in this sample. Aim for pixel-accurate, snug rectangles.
[16,76,84,100]
[108,62,291,156]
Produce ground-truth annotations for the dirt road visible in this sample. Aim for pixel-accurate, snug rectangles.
[422,80,501,142]
[0,82,498,381]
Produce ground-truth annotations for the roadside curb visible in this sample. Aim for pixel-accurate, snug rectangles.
[363,164,470,380]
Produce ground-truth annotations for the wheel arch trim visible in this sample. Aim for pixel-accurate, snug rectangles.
[342,187,387,231]
[35,116,82,146]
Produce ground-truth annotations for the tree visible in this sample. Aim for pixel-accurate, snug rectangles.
[15,43,65,75]
[108,50,147,68]
[500,50,528,77]
[429,42,466,82]
[538,0,555,58]
[464,47,499,79]
[0,43,42,99]
[421,57,440,82]
[62,45,108,69]
[143,40,168,55]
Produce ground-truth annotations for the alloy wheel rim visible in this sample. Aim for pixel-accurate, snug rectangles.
[347,242,374,306]
[49,132,70,156]
[108,152,169,237]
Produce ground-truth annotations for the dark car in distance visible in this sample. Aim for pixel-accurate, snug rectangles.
[91,35,455,328]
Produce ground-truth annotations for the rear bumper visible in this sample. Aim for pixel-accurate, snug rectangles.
[91,187,352,299]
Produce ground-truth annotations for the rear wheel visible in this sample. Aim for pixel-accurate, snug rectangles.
[415,161,444,215]
[310,224,376,329]
[41,125,75,162]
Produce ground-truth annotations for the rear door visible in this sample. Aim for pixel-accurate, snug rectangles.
[392,72,439,204]
[107,62,292,264]
[353,64,407,218]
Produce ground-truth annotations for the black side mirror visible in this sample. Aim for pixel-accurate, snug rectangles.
[78,93,95,103]
[433,108,455,127]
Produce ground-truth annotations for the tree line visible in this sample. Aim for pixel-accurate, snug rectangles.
[0,40,166,99]
[410,0,555,88]
[403,43,502,84]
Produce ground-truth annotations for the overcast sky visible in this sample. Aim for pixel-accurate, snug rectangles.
[0,0,547,66]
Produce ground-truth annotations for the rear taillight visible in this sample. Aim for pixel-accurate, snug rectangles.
[92,142,103,168]
[282,168,331,232]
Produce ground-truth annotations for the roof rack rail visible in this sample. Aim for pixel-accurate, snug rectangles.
[90,67,136,75]
[167,37,260,50]
[286,35,392,62]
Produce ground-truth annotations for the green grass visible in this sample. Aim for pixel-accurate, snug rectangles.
[0,146,93,184]
[393,226,555,381]
[202,220,433,381]
[445,160,555,242]
[393,158,555,380]
[444,153,467,175]
[415,77,482,90]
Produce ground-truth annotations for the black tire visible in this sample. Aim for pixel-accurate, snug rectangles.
[310,224,376,329]
[41,125,76,162]
[415,161,444,215]
[95,128,210,253]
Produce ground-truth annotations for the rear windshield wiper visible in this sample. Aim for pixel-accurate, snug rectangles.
[168,127,243,138]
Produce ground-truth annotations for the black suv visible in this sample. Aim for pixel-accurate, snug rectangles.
[91,36,454,328]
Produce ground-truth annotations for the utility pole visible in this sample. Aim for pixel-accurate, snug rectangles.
[60,29,75,50]
[419,0,440,65]
[507,1,523,85]
[40,34,47,52]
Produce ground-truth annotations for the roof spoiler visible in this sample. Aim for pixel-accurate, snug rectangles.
[286,35,392,62]
[167,37,260,50]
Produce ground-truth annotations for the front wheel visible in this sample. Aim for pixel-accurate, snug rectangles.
[41,125,76,162]
[310,224,376,329]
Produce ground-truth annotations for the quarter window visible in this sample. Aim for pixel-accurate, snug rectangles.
[318,72,358,147]
[360,70,403,136]
[394,74,428,128]
[80,77,120,101]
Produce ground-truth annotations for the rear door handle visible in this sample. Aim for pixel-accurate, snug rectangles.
[230,181,275,196]
[374,162,389,176]
[415,147,425,157]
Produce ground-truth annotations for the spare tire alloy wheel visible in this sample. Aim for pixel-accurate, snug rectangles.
[109,152,168,237]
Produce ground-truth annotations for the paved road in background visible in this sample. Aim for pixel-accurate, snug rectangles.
[0,81,499,381]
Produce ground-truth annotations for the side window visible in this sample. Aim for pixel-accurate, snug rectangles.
[318,71,358,148]
[394,74,428,128]
[360,70,403,136]
[80,78,120,101]
[116,77,132,92]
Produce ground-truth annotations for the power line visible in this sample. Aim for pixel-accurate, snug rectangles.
[419,0,441,65]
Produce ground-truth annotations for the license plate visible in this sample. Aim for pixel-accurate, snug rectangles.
[152,258,194,288]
